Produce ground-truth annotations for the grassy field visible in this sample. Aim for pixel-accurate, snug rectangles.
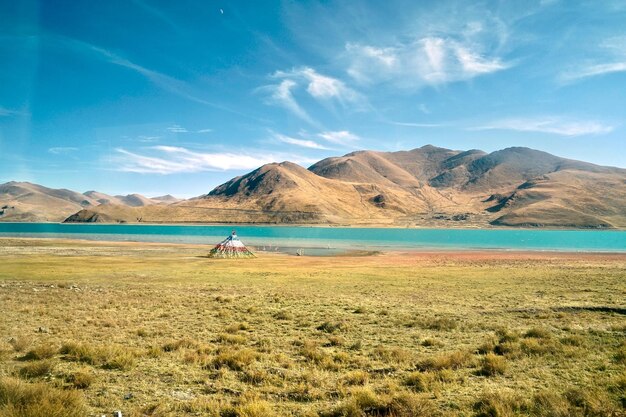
[0,238,625,416]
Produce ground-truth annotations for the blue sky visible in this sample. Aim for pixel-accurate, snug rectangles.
[1,0,625,197]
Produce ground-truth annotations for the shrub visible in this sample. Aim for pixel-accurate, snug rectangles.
[60,342,136,370]
[477,337,498,354]
[67,370,93,389]
[416,350,472,371]
[208,349,258,371]
[420,316,457,331]
[19,360,55,378]
[224,322,250,333]
[473,391,526,417]
[8,337,30,353]
[403,372,432,392]
[321,389,436,417]
[300,341,327,364]
[479,353,506,376]
[240,368,269,385]
[530,391,570,417]
[421,338,442,347]
[495,328,519,343]
[559,335,585,347]
[494,341,521,358]
[326,335,346,347]
[0,377,86,417]
[520,339,559,356]
[343,370,369,386]
[162,338,199,352]
[21,344,57,361]
[273,310,293,320]
[235,400,274,417]
[218,333,247,345]
[523,327,552,339]
[317,321,346,333]
[564,387,619,416]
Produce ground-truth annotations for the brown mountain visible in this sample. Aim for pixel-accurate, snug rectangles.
[0,182,173,222]
[58,145,626,228]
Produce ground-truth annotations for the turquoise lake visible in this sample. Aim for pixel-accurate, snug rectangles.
[0,223,624,253]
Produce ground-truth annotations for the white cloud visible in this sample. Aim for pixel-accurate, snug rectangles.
[559,36,626,83]
[390,122,444,128]
[48,147,79,154]
[273,133,331,150]
[197,128,213,133]
[560,62,626,83]
[138,135,160,142]
[346,37,509,88]
[318,130,360,145]
[259,67,365,122]
[454,44,507,75]
[259,79,316,125]
[167,124,188,133]
[471,117,614,136]
[115,147,277,174]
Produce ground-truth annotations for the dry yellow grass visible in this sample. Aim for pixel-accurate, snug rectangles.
[0,238,625,416]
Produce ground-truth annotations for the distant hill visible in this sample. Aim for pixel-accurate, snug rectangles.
[0,182,176,222]
[4,146,626,228]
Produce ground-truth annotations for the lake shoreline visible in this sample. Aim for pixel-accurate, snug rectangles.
[2,237,626,259]
[1,220,624,231]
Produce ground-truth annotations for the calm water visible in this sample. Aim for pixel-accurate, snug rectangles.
[0,223,625,253]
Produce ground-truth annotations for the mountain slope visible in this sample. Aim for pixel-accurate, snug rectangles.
[6,145,626,228]
[0,182,173,222]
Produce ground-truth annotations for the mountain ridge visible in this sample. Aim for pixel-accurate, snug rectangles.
[0,182,176,222]
[2,145,625,228]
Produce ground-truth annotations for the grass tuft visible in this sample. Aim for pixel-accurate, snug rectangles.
[18,360,54,378]
[21,344,57,361]
[60,342,136,370]
[0,376,85,417]
[478,353,507,376]
[416,350,472,371]
[208,348,259,371]
[66,370,93,389]
[317,321,346,333]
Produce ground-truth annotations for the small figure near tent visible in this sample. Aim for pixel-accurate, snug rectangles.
[208,230,255,258]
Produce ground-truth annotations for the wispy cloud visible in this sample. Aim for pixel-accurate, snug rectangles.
[272,132,331,150]
[114,146,313,174]
[138,135,160,143]
[560,62,626,83]
[390,121,445,128]
[318,130,360,145]
[346,37,509,88]
[167,124,188,133]
[258,79,316,125]
[559,37,626,83]
[259,67,365,125]
[274,67,363,105]
[115,147,274,174]
[470,117,614,136]
[48,147,79,154]
[55,36,260,120]
[197,128,213,133]
[0,106,26,117]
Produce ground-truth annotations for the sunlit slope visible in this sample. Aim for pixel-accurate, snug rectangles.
[8,145,625,228]
[0,182,171,222]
